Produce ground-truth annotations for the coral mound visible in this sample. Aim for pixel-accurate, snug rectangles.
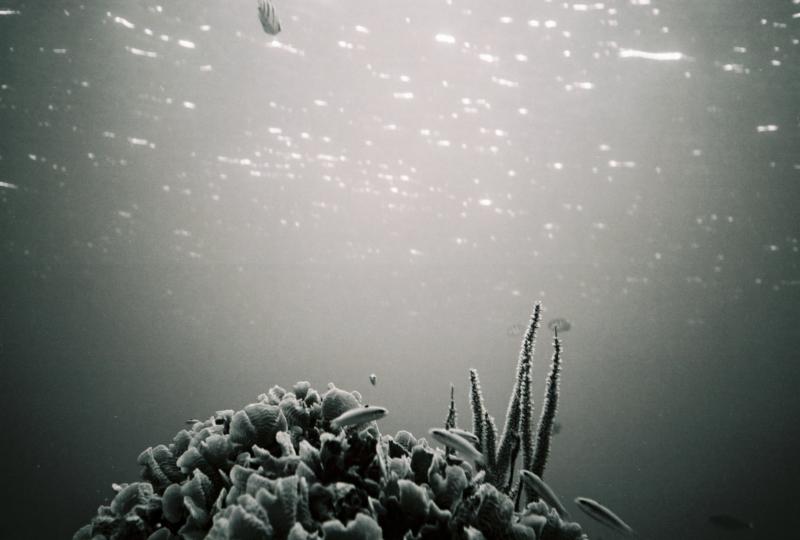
[76,303,589,540]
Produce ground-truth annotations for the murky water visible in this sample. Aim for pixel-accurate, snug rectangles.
[1,1,798,538]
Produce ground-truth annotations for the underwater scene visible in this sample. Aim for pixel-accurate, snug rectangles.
[0,1,798,538]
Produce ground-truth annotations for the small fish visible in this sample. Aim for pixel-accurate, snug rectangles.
[448,427,480,445]
[519,469,570,519]
[369,373,377,386]
[552,420,563,435]
[429,428,484,464]
[574,497,635,536]
[330,405,388,430]
[709,514,754,530]
[257,0,281,35]
[547,317,571,333]
[185,418,202,425]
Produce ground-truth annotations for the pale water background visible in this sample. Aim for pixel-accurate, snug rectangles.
[0,1,798,538]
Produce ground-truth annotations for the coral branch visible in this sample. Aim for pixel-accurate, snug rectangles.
[482,411,498,486]
[504,432,520,493]
[531,329,563,478]
[496,302,541,485]
[519,341,535,478]
[444,383,458,457]
[469,369,487,449]
[445,383,457,430]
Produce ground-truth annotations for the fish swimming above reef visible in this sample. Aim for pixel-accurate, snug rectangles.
[520,469,570,519]
[330,405,387,430]
[369,373,377,386]
[448,427,480,445]
[257,0,281,35]
[75,300,614,539]
[709,514,754,530]
[575,497,635,536]
[429,427,484,464]
[547,317,572,333]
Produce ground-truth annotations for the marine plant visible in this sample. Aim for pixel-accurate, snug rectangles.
[75,301,587,540]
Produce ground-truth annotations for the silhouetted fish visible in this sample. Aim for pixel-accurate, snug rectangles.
[552,420,563,435]
[448,427,480,445]
[330,405,387,430]
[520,469,570,519]
[575,497,635,536]
[257,0,281,35]
[547,317,571,333]
[429,428,484,464]
[709,514,754,530]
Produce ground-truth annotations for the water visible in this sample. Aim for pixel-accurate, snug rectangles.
[0,1,798,538]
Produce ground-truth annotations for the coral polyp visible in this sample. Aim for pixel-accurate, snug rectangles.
[75,301,588,540]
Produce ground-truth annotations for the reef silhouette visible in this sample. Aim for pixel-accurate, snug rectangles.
[75,301,592,540]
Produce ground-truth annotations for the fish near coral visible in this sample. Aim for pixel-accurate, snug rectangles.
[519,469,570,519]
[429,428,484,465]
[449,427,480,446]
[574,496,635,536]
[330,405,388,430]
[75,309,609,540]
[321,384,361,423]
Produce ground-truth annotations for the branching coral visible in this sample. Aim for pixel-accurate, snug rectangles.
[468,369,487,450]
[495,303,541,487]
[75,301,587,540]
[481,412,498,487]
[531,329,563,479]
[445,383,457,430]
[465,301,564,507]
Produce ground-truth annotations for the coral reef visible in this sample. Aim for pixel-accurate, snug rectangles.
[75,301,587,540]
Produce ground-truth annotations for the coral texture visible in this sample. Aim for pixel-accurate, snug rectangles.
[75,302,585,540]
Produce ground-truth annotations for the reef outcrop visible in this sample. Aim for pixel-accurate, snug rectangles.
[75,301,587,540]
